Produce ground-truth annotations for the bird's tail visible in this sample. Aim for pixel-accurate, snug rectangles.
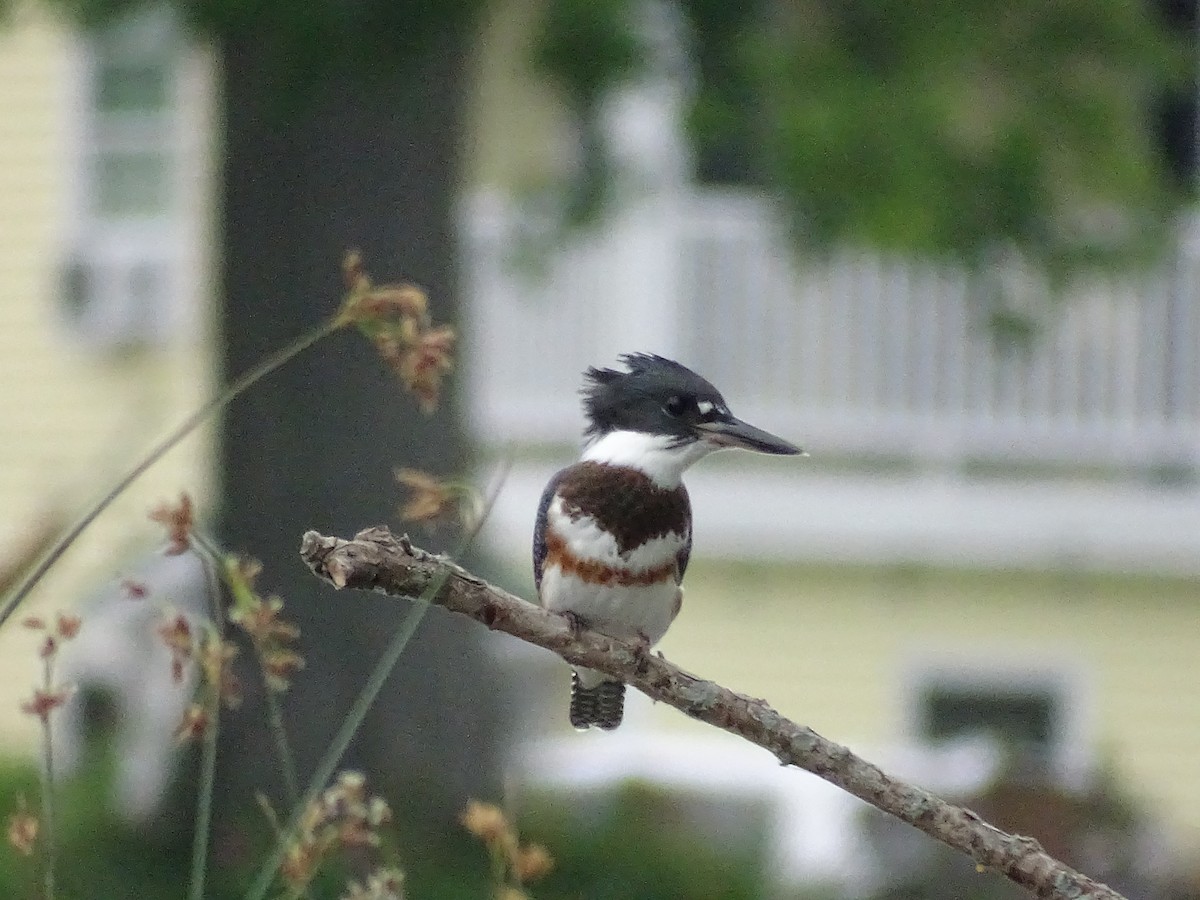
[570,672,625,730]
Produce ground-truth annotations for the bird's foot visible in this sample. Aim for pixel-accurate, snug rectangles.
[560,610,590,639]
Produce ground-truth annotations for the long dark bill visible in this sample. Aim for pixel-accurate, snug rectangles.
[696,416,803,455]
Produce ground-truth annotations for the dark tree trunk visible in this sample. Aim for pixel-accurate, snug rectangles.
[215,15,506,842]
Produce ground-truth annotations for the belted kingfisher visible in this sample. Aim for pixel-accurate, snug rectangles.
[533,353,802,730]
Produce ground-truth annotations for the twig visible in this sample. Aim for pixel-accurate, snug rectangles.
[262,689,300,807]
[299,526,1127,900]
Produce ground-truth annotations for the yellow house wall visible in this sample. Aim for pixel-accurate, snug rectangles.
[0,10,216,752]
[657,561,1200,850]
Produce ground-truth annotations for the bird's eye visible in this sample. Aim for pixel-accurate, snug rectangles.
[664,395,687,417]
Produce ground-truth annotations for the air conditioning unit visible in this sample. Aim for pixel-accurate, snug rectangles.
[60,242,184,349]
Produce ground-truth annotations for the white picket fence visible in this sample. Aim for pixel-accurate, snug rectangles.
[462,189,1200,471]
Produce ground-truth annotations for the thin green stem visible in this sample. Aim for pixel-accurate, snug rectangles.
[490,843,509,896]
[262,688,300,807]
[243,463,510,900]
[244,597,434,900]
[189,552,225,900]
[0,318,340,632]
[192,534,302,812]
[40,654,57,900]
[254,792,283,836]
[189,685,221,900]
[251,791,314,900]
[191,536,228,633]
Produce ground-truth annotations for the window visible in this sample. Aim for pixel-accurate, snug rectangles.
[60,4,187,348]
[903,660,1092,786]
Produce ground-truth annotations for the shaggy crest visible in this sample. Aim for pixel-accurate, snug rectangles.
[581,353,725,440]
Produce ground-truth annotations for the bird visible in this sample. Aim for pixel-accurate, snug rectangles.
[532,353,803,730]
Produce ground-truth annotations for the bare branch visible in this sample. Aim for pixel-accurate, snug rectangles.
[299,526,1126,900]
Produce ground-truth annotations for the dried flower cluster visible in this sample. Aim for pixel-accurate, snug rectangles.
[200,637,241,709]
[157,612,241,742]
[9,611,82,865]
[461,800,554,899]
[121,578,148,600]
[342,866,406,900]
[394,468,483,530]
[225,556,304,692]
[337,251,456,414]
[281,771,393,893]
[18,613,81,722]
[158,612,194,684]
[149,493,194,555]
[6,796,37,857]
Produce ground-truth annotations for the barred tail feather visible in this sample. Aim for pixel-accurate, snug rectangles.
[569,672,625,730]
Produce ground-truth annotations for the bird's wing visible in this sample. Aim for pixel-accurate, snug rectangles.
[532,466,568,595]
[675,528,692,583]
[675,485,692,583]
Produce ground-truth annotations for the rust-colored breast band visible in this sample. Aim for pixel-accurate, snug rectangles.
[544,530,677,587]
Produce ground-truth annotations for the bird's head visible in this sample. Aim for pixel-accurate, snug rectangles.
[580,353,802,485]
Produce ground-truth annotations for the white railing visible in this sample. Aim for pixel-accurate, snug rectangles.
[462,190,1200,470]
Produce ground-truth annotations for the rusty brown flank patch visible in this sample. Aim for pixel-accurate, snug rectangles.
[544,529,678,587]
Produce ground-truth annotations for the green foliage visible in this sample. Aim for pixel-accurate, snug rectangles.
[35,0,144,27]
[29,0,1192,268]
[45,0,487,96]
[531,0,644,109]
[0,755,204,900]
[521,782,769,899]
[536,0,1191,270]
[678,0,767,185]
[754,0,1187,268]
[0,756,773,898]
[530,0,647,219]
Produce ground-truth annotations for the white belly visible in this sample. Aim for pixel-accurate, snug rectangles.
[539,566,680,647]
[537,493,688,694]
[539,497,687,647]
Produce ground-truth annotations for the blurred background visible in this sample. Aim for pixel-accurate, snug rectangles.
[2,0,1200,897]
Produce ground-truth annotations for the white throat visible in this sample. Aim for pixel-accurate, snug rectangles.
[582,430,715,488]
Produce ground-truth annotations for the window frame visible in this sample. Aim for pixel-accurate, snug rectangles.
[900,656,1094,788]
[59,4,196,349]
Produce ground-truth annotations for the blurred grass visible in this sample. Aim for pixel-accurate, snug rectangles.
[520,781,767,899]
[0,756,787,899]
